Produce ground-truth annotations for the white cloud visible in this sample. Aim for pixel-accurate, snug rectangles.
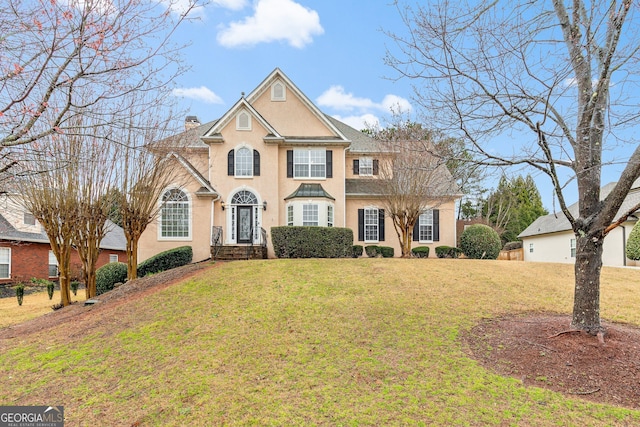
[217,0,324,48]
[332,114,380,132]
[212,0,247,10]
[172,86,224,104]
[317,86,412,115]
[160,0,206,18]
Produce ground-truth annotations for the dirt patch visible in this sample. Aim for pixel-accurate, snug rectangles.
[0,261,218,341]
[463,313,640,410]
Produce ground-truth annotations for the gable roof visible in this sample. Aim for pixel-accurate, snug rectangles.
[245,68,349,142]
[202,97,282,142]
[168,153,218,197]
[519,180,640,238]
[0,215,126,251]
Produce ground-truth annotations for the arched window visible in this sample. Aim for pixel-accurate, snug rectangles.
[231,190,258,205]
[160,188,190,238]
[235,147,252,177]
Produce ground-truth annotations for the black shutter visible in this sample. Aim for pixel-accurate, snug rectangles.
[373,159,379,175]
[326,150,333,178]
[227,150,234,176]
[358,209,364,241]
[413,220,420,241]
[253,150,260,176]
[353,159,359,175]
[287,150,293,178]
[433,209,440,241]
[379,209,385,241]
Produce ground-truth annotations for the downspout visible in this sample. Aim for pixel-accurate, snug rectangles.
[622,225,627,267]
[343,147,347,227]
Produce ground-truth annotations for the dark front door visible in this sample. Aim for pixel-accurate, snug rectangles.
[237,206,253,244]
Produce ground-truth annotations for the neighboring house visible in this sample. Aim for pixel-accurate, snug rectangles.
[138,68,460,261]
[519,181,640,267]
[0,196,127,284]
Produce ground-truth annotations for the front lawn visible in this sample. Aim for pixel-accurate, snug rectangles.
[0,259,639,425]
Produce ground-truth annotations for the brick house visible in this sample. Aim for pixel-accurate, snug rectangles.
[0,196,127,284]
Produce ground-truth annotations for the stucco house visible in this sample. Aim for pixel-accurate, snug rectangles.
[0,195,127,284]
[518,181,640,267]
[138,68,460,261]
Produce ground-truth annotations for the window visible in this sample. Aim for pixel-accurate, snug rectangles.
[271,81,286,100]
[364,208,379,242]
[359,158,373,176]
[418,210,434,242]
[303,204,319,226]
[235,147,252,177]
[109,254,119,263]
[353,158,378,176]
[228,148,260,177]
[327,205,334,227]
[570,239,576,258]
[529,243,534,253]
[236,111,251,130]
[160,188,190,239]
[287,205,294,226]
[0,248,10,279]
[23,212,36,226]
[294,149,326,178]
[48,250,58,278]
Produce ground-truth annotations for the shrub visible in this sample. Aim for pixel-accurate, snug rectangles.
[365,245,380,257]
[412,246,430,258]
[459,224,502,259]
[380,246,394,258]
[137,246,193,277]
[15,283,24,306]
[96,262,128,296]
[503,241,523,251]
[352,245,363,258]
[627,222,640,260]
[46,281,54,300]
[435,246,461,258]
[271,227,354,258]
[71,281,80,296]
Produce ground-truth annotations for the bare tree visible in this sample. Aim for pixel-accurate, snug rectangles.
[71,119,121,299]
[116,116,186,281]
[369,121,460,257]
[0,0,197,172]
[386,0,640,333]
[15,137,80,307]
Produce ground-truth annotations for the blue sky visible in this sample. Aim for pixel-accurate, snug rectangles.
[162,0,638,212]
[168,0,413,132]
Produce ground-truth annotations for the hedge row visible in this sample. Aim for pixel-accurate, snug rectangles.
[272,227,354,258]
[137,246,193,277]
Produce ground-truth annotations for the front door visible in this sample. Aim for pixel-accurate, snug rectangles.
[237,206,253,244]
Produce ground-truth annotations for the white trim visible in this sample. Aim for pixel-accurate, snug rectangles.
[0,247,10,279]
[157,186,193,241]
[236,110,252,131]
[226,186,263,244]
[364,207,379,243]
[271,80,286,101]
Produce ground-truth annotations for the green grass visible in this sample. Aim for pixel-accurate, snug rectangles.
[1,259,639,426]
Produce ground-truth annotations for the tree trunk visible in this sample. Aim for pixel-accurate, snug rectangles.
[59,248,72,306]
[127,236,139,280]
[401,226,411,257]
[571,234,604,334]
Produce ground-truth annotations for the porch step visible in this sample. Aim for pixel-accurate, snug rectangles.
[212,245,267,260]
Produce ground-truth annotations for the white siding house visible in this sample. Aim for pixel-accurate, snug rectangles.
[519,181,640,267]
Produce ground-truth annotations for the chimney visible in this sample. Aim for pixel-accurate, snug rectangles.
[185,115,200,131]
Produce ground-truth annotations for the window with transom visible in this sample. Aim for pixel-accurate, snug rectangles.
[160,188,190,239]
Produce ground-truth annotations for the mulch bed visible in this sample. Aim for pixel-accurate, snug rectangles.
[463,314,640,409]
